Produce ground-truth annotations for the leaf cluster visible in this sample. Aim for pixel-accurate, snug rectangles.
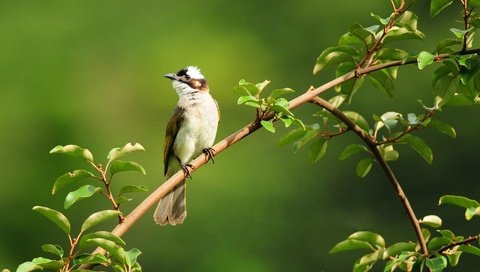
[330,195,480,272]
[233,79,304,132]
[12,143,147,272]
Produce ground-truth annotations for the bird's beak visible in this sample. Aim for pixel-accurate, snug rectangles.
[164,73,178,81]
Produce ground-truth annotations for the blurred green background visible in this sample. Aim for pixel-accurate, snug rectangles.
[1,1,480,271]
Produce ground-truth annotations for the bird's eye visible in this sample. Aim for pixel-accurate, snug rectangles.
[176,69,188,77]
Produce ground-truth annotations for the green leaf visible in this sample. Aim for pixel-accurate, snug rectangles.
[344,111,370,131]
[329,239,373,254]
[438,195,480,209]
[428,119,456,138]
[436,38,462,53]
[119,185,148,196]
[309,138,328,163]
[278,128,307,147]
[425,256,447,272]
[347,23,376,46]
[458,245,480,256]
[52,170,95,195]
[355,249,384,268]
[16,262,43,272]
[107,143,145,162]
[293,128,319,153]
[335,63,365,103]
[117,196,133,204]
[41,244,64,258]
[450,28,471,39]
[269,88,295,99]
[380,111,402,130]
[233,83,260,97]
[385,242,415,257]
[280,116,293,127]
[368,70,395,97]
[356,157,373,178]
[407,113,418,125]
[420,215,442,228]
[313,45,358,74]
[84,238,126,264]
[376,48,409,62]
[438,229,455,240]
[446,251,462,267]
[242,82,261,96]
[33,206,71,234]
[400,134,433,164]
[371,12,391,25]
[31,257,63,270]
[260,120,275,133]
[270,104,294,117]
[339,144,368,160]
[73,253,110,266]
[439,195,480,220]
[417,51,435,70]
[423,228,432,243]
[125,248,142,268]
[348,231,385,248]
[50,145,94,162]
[396,11,420,31]
[383,27,425,44]
[380,145,399,162]
[432,63,458,105]
[233,85,251,97]
[329,94,347,108]
[81,210,122,233]
[64,185,103,209]
[79,231,126,249]
[237,95,259,105]
[430,0,453,17]
[110,160,146,176]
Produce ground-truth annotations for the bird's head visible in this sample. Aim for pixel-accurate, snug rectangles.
[164,66,209,96]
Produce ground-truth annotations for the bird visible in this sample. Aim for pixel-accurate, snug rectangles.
[154,66,220,226]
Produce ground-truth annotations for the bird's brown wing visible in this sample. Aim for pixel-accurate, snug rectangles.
[164,106,185,176]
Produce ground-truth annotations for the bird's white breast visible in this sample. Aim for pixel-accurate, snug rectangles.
[173,92,219,163]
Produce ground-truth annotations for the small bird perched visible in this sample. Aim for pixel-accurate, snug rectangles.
[154,66,220,226]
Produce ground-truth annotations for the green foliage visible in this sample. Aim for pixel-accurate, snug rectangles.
[15,144,147,271]
[233,79,304,133]
[439,195,480,220]
[330,202,480,272]
[229,1,480,271]
[7,0,480,271]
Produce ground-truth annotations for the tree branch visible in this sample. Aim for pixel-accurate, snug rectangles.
[309,96,429,256]
[88,46,480,260]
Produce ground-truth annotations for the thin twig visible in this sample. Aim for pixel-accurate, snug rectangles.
[375,110,436,145]
[309,96,429,256]
[462,0,470,52]
[436,235,480,256]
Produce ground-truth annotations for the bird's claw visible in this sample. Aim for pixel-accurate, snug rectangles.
[203,147,216,164]
[180,163,195,179]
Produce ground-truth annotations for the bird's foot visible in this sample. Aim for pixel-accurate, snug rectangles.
[203,147,216,164]
[180,163,195,179]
